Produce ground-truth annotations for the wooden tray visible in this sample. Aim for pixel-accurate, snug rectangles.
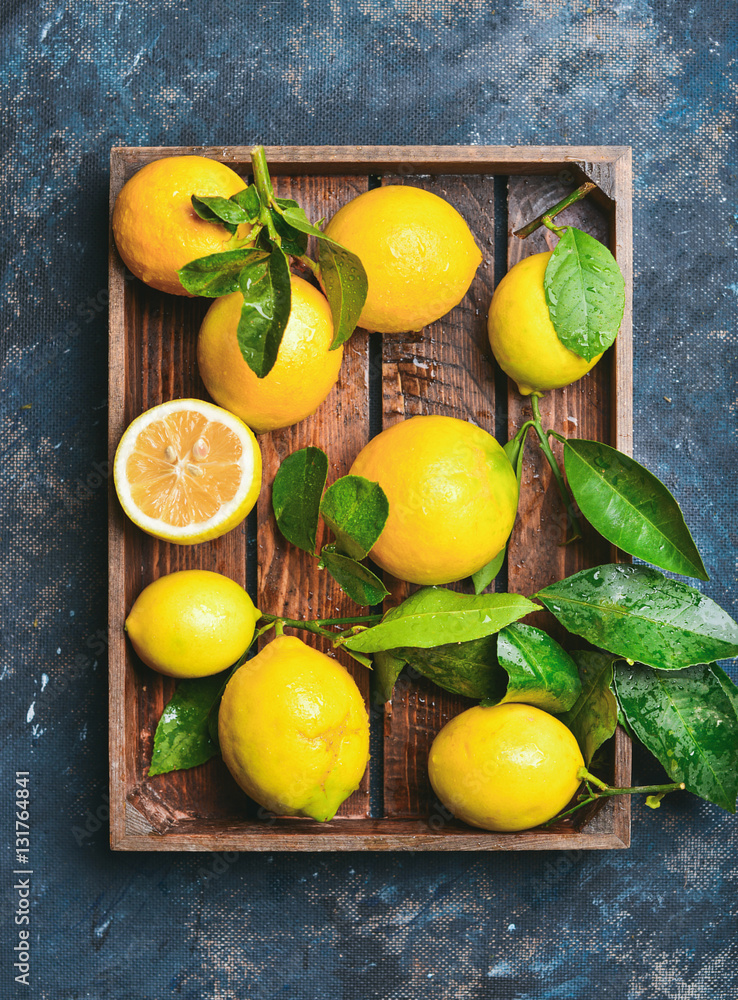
[108,145,633,851]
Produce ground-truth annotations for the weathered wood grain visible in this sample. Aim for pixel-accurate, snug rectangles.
[379,173,498,818]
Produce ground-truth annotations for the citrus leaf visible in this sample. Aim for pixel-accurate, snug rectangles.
[149,674,225,776]
[271,446,328,554]
[236,245,292,377]
[615,661,738,812]
[317,240,368,350]
[544,226,625,362]
[489,623,582,712]
[503,428,528,486]
[191,194,250,232]
[372,650,406,705]
[536,564,738,671]
[230,186,262,222]
[177,247,268,297]
[340,587,538,654]
[400,635,504,700]
[564,439,708,580]
[712,663,738,720]
[276,202,325,239]
[270,202,309,256]
[320,546,389,607]
[558,650,619,765]
[471,548,506,594]
[319,475,389,560]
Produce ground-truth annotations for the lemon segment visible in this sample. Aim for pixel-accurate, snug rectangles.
[487,252,602,395]
[429,703,584,832]
[114,398,261,544]
[218,636,370,821]
[125,570,258,679]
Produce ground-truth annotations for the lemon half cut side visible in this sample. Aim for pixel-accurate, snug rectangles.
[113,398,262,545]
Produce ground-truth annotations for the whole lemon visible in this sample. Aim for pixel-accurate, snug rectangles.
[197,275,343,434]
[349,415,518,586]
[112,155,249,296]
[487,252,602,395]
[125,570,258,678]
[218,636,369,821]
[323,185,482,333]
[429,703,584,832]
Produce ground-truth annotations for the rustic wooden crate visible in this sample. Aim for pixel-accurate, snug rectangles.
[109,146,633,851]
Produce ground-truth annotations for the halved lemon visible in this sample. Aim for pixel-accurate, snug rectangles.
[113,399,262,544]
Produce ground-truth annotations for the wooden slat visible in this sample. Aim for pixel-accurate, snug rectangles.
[380,173,497,818]
[112,145,632,182]
[256,174,372,818]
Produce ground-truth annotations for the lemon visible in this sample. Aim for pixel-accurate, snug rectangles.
[218,636,370,821]
[125,570,258,679]
[349,415,518,586]
[429,703,584,832]
[112,155,251,296]
[323,185,482,333]
[197,275,343,434]
[113,398,261,544]
[487,252,602,395]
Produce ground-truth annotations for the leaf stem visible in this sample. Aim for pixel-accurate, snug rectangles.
[545,768,686,826]
[529,394,583,543]
[250,145,276,207]
[514,181,597,239]
[258,612,382,643]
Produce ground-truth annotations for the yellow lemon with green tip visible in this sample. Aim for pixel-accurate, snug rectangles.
[487,252,602,395]
[218,635,370,821]
[428,703,584,832]
[125,570,259,679]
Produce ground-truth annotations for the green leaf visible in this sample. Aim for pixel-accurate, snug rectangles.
[271,446,328,553]
[536,563,738,671]
[490,623,582,712]
[712,663,738,720]
[276,202,325,239]
[270,202,309,256]
[558,650,619,765]
[544,226,625,362]
[471,548,505,594]
[400,635,504,700]
[340,587,538,654]
[372,650,406,705]
[564,439,708,580]
[319,475,389,560]
[503,428,528,486]
[615,661,738,812]
[177,248,268,297]
[317,240,368,349]
[149,673,225,776]
[320,546,389,606]
[236,245,292,377]
[230,186,262,222]
[191,194,250,233]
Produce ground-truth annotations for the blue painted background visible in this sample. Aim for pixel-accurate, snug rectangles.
[2,1,736,997]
